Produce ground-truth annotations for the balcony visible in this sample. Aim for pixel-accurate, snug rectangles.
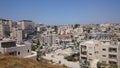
[109,54,117,61]
[81,51,87,55]
[81,48,87,51]
[81,57,87,60]
[109,48,117,53]
[109,61,117,65]
[81,45,87,51]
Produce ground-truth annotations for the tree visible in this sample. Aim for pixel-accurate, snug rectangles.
[84,60,89,66]
[53,25,58,33]
[81,66,89,68]
[37,39,40,45]
[81,60,89,68]
[74,24,80,29]
[47,25,50,28]
[88,36,92,39]
[110,64,118,68]
[87,29,90,33]
[72,39,75,43]
[97,62,108,68]
[85,33,89,39]
[97,62,101,68]
[32,45,36,51]
[117,38,120,41]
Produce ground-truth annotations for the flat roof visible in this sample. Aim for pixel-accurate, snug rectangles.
[16,44,25,47]
[19,20,33,22]
[0,40,16,43]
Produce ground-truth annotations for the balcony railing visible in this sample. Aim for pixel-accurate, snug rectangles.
[81,52,87,55]
[109,50,117,53]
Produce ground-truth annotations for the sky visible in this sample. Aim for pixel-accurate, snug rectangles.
[0,0,120,25]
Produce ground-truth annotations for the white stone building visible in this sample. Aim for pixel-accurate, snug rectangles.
[0,18,10,37]
[10,27,23,44]
[0,39,36,58]
[17,20,35,38]
[79,39,120,68]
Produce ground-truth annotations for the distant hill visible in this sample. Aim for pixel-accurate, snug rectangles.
[0,54,68,68]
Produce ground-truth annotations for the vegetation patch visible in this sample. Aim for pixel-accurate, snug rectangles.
[64,53,79,62]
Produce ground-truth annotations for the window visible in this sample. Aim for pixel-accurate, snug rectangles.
[95,51,99,54]
[102,55,106,57]
[1,42,16,48]
[18,51,20,55]
[81,45,86,49]
[103,41,106,43]
[28,50,29,53]
[89,53,92,55]
[9,52,15,55]
[109,48,117,52]
[81,52,87,55]
[109,61,117,64]
[109,54,117,59]
[102,48,106,51]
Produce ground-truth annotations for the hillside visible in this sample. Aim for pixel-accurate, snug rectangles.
[0,54,68,68]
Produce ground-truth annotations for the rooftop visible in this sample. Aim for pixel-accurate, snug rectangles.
[0,38,16,43]
[81,40,99,45]
[19,20,33,22]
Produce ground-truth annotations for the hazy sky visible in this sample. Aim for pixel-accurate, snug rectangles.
[0,0,120,25]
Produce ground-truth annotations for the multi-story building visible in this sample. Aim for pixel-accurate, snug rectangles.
[17,20,35,38]
[41,29,56,46]
[36,24,44,32]
[95,33,112,40]
[79,39,120,68]
[0,18,10,37]
[10,27,23,44]
[18,20,35,33]
[74,26,83,34]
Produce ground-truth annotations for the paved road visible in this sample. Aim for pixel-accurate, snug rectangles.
[42,54,80,68]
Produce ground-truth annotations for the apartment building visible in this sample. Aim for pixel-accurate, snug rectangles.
[17,20,35,38]
[41,30,56,46]
[95,33,112,40]
[79,39,120,68]
[10,27,23,44]
[36,24,46,32]
[0,18,10,37]
[18,20,35,33]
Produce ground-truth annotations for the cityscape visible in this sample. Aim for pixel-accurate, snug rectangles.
[0,0,120,68]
